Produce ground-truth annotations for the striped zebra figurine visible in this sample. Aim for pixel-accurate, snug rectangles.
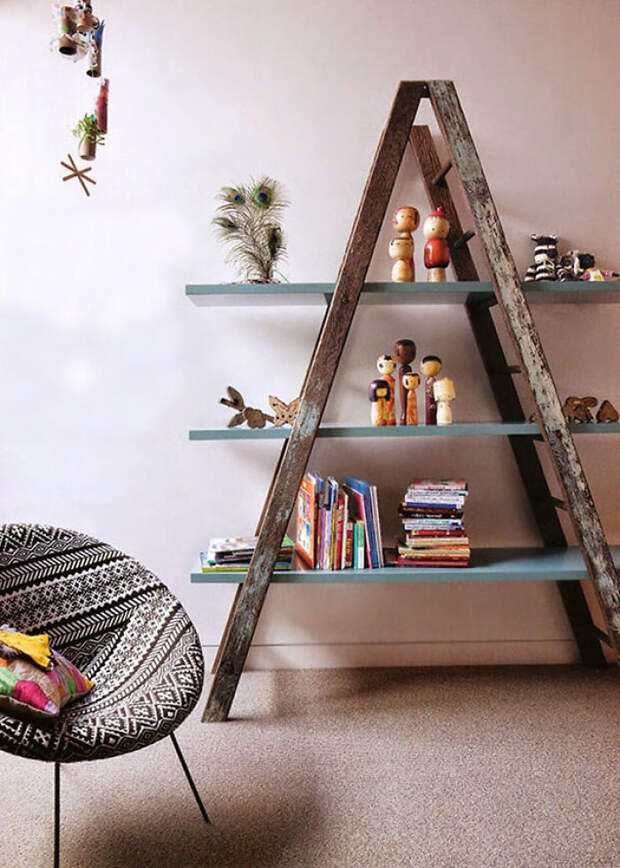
[524,234,558,282]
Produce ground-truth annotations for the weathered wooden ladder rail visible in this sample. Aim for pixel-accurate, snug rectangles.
[202,80,620,722]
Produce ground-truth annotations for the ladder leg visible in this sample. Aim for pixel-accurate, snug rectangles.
[203,82,427,722]
[429,79,620,658]
[410,122,606,667]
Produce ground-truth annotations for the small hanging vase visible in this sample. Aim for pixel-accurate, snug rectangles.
[75,8,99,34]
[86,22,104,77]
[58,5,77,54]
[79,137,97,161]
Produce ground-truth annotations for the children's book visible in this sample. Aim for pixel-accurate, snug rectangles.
[295,473,323,567]
[345,476,380,569]
[353,520,365,568]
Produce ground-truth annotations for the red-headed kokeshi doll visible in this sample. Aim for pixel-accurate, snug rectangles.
[423,206,451,282]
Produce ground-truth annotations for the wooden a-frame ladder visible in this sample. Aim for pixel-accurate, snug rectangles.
[203,80,620,722]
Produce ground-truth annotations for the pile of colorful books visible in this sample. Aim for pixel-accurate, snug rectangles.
[397,479,470,567]
[296,473,384,570]
[200,535,295,573]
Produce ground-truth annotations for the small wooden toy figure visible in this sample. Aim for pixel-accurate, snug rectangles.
[523,234,558,282]
[423,206,451,282]
[389,206,419,282]
[393,339,416,425]
[368,378,392,426]
[402,371,420,425]
[421,355,442,424]
[376,354,396,425]
[433,377,455,425]
[596,400,619,423]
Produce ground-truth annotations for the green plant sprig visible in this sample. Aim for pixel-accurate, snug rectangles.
[72,113,106,146]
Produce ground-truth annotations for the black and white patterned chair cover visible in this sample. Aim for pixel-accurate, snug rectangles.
[0,523,204,763]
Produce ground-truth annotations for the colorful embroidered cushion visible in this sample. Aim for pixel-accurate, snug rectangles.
[0,628,94,720]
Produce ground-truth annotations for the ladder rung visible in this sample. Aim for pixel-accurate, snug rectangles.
[592,625,612,647]
[549,496,568,511]
[431,160,452,186]
[453,230,476,249]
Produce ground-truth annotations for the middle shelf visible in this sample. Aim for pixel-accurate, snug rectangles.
[189,421,620,441]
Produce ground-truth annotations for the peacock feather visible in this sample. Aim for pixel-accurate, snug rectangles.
[212,176,288,283]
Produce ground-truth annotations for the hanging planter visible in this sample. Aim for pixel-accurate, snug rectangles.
[72,113,105,161]
[58,5,77,55]
[86,20,105,77]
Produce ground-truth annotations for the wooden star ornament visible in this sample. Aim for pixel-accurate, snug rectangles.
[61,153,96,197]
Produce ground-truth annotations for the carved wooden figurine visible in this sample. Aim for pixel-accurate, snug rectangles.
[421,355,442,425]
[596,400,619,423]
[433,377,455,425]
[376,354,396,425]
[368,379,391,426]
[561,396,597,423]
[393,339,417,425]
[423,206,451,282]
[390,206,419,282]
[402,371,420,425]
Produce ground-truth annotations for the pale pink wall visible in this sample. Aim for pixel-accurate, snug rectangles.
[0,0,618,667]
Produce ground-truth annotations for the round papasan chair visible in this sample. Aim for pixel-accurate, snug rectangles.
[0,522,209,864]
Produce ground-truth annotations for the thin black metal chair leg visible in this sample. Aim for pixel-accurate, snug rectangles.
[54,762,60,868]
[169,731,210,824]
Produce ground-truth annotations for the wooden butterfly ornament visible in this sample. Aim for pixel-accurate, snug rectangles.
[268,395,301,427]
[220,386,300,429]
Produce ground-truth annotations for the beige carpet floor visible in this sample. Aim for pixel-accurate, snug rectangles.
[2,666,619,868]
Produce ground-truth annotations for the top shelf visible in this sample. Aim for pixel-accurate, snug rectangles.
[186,281,620,307]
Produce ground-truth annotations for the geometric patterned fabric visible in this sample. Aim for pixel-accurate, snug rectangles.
[0,524,204,763]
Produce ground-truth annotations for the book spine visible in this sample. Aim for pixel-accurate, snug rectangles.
[354,520,365,568]
[335,503,344,571]
[345,520,353,568]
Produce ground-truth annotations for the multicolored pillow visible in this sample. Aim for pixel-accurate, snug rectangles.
[0,628,94,720]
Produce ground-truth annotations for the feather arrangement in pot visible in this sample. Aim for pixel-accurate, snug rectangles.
[212,177,288,283]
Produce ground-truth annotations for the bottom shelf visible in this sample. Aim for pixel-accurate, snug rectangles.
[190,546,620,584]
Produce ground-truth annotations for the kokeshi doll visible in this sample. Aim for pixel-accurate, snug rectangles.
[376,354,396,426]
[389,236,414,282]
[421,355,442,424]
[423,206,451,282]
[433,377,456,425]
[390,206,420,282]
[393,206,420,236]
[368,378,391,426]
[402,371,420,425]
[393,339,416,425]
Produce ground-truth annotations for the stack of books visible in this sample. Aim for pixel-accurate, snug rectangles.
[295,473,384,570]
[200,536,295,572]
[397,479,470,567]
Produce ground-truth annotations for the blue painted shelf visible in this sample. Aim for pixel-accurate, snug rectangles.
[186,281,620,307]
[189,421,620,441]
[191,546,620,584]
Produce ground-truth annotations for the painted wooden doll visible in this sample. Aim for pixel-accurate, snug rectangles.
[389,236,414,282]
[402,371,420,425]
[433,377,455,425]
[393,339,416,426]
[376,354,396,426]
[368,379,391,426]
[421,355,442,424]
[423,206,451,282]
[390,206,419,282]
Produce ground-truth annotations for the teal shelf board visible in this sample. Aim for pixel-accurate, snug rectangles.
[190,546,620,585]
[186,281,620,307]
[189,421,620,441]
